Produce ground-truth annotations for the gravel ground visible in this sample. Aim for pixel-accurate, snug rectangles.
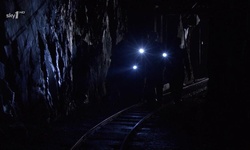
[1,87,207,150]
[130,90,250,150]
[0,98,135,150]
[2,86,248,150]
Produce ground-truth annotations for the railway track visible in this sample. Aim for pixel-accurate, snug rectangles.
[71,78,208,150]
[71,102,165,150]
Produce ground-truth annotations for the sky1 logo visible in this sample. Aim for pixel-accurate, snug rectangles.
[6,11,25,19]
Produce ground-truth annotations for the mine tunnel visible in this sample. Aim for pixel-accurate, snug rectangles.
[0,0,250,149]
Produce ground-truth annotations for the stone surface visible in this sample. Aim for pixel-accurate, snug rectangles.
[0,0,126,123]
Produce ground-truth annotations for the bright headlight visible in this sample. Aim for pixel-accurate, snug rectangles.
[162,52,167,57]
[132,65,138,70]
[139,48,145,54]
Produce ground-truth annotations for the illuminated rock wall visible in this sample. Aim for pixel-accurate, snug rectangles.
[0,0,125,123]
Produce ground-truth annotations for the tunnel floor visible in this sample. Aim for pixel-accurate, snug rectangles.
[1,90,249,150]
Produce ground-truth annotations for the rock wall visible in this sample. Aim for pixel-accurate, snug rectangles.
[0,0,126,123]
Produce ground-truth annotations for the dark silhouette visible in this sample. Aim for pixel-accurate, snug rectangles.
[169,46,185,103]
[143,31,166,103]
[165,15,186,104]
[107,33,145,105]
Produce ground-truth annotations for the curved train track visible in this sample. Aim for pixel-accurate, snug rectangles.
[71,78,208,150]
[71,102,165,150]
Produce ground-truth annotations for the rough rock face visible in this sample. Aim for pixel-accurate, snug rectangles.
[0,0,126,123]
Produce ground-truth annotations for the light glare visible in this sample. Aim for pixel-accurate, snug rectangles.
[133,65,138,70]
[139,48,145,54]
[162,52,167,57]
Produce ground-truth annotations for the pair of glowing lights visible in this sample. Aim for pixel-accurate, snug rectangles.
[133,48,168,70]
[138,48,168,57]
